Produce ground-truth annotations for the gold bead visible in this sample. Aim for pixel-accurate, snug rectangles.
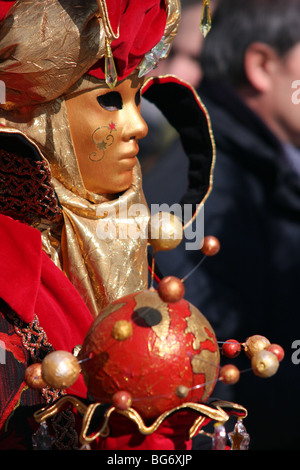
[148,212,183,252]
[244,335,270,358]
[219,364,240,384]
[251,350,279,378]
[41,351,81,389]
[111,320,133,341]
[175,385,189,398]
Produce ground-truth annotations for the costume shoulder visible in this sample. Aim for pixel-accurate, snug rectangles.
[0,126,62,224]
[0,126,43,158]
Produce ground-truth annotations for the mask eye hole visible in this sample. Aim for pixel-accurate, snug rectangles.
[97,92,123,111]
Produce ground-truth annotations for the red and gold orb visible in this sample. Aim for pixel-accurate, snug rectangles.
[78,289,220,421]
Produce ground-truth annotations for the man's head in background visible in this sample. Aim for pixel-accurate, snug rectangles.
[201,0,300,147]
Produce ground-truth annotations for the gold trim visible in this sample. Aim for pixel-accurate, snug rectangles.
[96,0,120,40]
[33,395,247,446]
[80,402,111,443]
[34,396,88,423]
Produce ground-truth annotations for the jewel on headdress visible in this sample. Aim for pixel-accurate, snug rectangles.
[200,0,212,37]
[96,0,120,88]
[138,36,171,78]
[105,37,118,89]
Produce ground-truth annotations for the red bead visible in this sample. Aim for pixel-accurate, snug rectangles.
[266,344,285,362]
[201,236,220,256]
[222,339,241,358]
[112,391,132,410]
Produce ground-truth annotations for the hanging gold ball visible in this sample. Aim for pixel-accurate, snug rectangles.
[201,236,220,256]
[251,350,279,378]
[111,320,133,341]
[25,363,47,389]
[219,364,240,384]
[41,350,81,389]
[157,276,185,303]
[175,385,190,398]
[148,212,183,252]
[244,335,271,358]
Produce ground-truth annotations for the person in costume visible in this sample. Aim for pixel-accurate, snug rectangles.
[0,0,176,318]
[0,0,216,450]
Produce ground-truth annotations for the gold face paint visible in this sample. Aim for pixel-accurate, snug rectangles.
[65,72,148,196]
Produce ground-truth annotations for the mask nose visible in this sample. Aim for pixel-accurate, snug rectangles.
[124,106,148,142]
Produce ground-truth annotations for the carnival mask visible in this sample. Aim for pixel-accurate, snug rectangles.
[66,72,148,196]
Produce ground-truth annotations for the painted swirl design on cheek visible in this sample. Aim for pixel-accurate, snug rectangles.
[89,121,117,161]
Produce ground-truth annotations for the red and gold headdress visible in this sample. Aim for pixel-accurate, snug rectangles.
[0,0,180,108]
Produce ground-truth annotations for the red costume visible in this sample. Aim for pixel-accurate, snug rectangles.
[0,213,93,449]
